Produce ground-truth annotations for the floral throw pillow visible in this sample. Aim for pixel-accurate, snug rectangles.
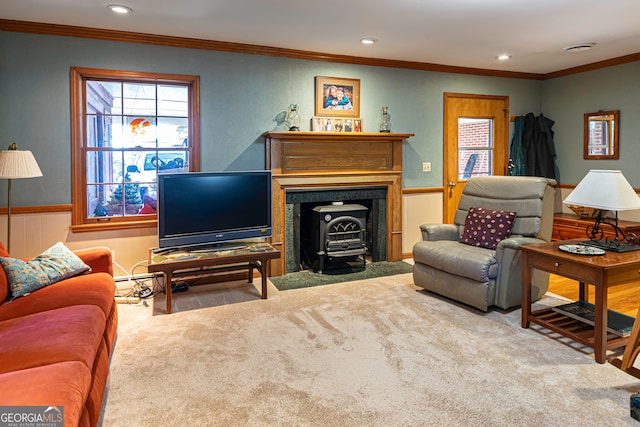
[459,207,516,250]
[0,242,91,299]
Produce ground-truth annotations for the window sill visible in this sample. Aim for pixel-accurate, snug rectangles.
[71,219,157,233]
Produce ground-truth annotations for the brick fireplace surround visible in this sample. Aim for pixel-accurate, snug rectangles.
[264,131,414,276]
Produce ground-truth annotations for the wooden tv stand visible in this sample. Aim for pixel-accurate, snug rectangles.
[148,242,280,314]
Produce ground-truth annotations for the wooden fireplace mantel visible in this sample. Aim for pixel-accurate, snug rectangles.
[264,131,414,276]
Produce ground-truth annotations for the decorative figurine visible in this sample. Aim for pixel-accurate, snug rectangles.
[380,106,391,133]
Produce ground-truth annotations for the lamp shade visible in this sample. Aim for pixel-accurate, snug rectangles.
[0,149,43,179]
[563,169,640,211]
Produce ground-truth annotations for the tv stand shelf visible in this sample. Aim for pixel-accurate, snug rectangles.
[148,242,280,314]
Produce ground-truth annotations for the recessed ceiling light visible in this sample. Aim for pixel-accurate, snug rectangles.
[563,43,596,53]
[360,38,378,45]
[107,4,133,14]
[497,54,511,61]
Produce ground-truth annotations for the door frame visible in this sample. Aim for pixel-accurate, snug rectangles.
[443,92,510,223]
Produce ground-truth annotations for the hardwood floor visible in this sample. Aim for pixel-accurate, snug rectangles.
[548,274,640,318]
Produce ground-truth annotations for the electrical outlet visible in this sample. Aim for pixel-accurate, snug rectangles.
[422,162,431,172]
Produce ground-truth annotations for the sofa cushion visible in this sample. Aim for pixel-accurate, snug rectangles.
[0,242,91,299]
[459,207,515,250]
[0,361,92,427]
[0,272,115,322]
[0,305,106,374]
[413,240,498,282]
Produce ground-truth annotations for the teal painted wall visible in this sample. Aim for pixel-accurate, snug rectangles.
[1,30,547,207]
[542,61,640,186]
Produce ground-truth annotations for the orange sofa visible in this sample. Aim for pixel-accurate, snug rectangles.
[0,243,117,427]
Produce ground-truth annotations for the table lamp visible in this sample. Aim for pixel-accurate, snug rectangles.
[563,169,640,252]
[0,143,43,253]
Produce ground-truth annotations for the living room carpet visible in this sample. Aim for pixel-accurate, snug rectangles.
[101,274,640,426]
[269,260,414,291]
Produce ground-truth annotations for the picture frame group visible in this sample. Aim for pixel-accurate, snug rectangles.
[312,116,362,133]
[312,76,362,131]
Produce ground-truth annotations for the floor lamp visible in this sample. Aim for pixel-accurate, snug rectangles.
[0,143,43,253]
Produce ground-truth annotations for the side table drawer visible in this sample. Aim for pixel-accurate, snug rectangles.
[527,251,599,283]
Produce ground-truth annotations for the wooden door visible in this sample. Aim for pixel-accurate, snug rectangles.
[443,93,509,223]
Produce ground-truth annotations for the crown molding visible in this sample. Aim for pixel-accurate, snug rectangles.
[543,51,640,79]
[2,19,639,80]
[0,19,543,80]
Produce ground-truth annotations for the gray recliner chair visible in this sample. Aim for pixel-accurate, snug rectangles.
[412,176,556,311]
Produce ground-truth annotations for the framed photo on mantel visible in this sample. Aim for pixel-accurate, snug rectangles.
[312,116,362,132]
[315,76,360,118]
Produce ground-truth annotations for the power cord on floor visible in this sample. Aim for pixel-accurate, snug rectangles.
[113,259,138,301]
[128,260,154,299]
[112,259,157,300]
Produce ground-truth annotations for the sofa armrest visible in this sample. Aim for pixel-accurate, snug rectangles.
[419,223,459,241]
[74,248,113,276]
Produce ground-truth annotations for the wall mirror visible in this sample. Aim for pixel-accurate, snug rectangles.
[584,110,619,159]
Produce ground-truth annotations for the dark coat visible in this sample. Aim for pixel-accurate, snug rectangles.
[522,113,556,179]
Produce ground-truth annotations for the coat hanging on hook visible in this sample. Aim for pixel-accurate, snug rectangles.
[509,113,557,179]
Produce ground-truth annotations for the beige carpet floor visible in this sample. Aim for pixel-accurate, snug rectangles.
[101,273,640,426]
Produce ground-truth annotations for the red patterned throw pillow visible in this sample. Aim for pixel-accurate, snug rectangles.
[459,207,516,250]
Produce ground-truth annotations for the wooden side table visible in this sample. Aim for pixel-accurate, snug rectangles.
[521,239,640,363]
[148,242,280,314]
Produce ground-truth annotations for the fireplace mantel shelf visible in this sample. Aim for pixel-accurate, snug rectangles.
[264,131,415,140]
[264,131,413,276]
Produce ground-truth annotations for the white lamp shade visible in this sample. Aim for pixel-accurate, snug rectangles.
[0,150,43,179]
[563,169,640,211]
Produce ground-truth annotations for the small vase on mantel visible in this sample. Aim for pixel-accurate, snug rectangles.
[287,104,301,131]
[379,106,391,133]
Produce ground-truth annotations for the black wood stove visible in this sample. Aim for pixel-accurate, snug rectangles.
[310,203,368,273]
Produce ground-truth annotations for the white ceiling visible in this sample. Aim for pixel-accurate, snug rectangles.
[2,0,640,75]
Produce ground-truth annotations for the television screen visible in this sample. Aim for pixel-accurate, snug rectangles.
[157,170,272,250]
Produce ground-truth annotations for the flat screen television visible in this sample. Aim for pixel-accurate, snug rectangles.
[157,170,272,251]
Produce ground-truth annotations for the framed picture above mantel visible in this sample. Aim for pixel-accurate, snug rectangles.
[315,76,360,118]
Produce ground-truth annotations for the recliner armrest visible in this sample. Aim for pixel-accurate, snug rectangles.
[493,236,549,309]
[494,236,545,265]
[496,236,545,251]
[419,223,459,241]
